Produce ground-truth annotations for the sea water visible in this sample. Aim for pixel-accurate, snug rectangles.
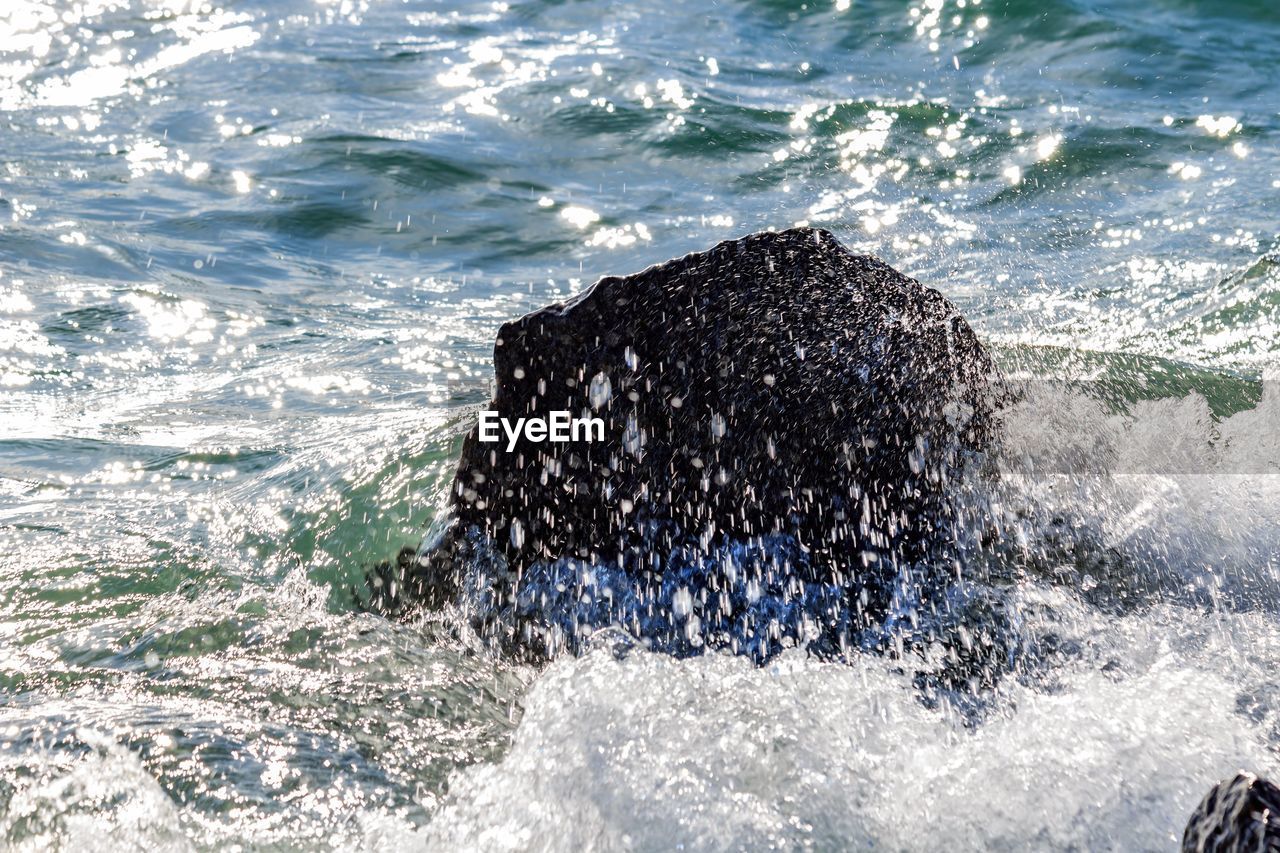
[2,0,1279,848]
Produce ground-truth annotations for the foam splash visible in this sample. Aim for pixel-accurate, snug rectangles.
[981,381,1280,608]
[426,601,1280,851]
[0,730,187,852]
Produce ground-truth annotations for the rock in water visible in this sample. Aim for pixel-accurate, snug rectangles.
[374,227,998,660]
[1183,772,1280,853]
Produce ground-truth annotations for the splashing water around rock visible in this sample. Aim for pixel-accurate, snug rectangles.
[368,228,1002,664]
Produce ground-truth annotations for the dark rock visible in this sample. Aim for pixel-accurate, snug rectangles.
[375,227,999,660]
[1183,772,1280,853]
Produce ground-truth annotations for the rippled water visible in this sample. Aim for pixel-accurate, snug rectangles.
[2,0,1279,849]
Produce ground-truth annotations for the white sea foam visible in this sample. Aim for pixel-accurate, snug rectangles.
[0,730,188,852]
[985,382,1280,606]
[425,603,1279,851]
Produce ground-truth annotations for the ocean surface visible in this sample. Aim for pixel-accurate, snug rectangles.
[2,0,1280,849]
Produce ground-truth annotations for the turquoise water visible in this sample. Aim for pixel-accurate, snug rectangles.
[2,0,1279,848]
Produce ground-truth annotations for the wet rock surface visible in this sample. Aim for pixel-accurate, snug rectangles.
[1183,772,1280,853]
[372,227,1000,660]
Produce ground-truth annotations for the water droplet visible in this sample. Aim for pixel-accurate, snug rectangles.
[589,372,612,408]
